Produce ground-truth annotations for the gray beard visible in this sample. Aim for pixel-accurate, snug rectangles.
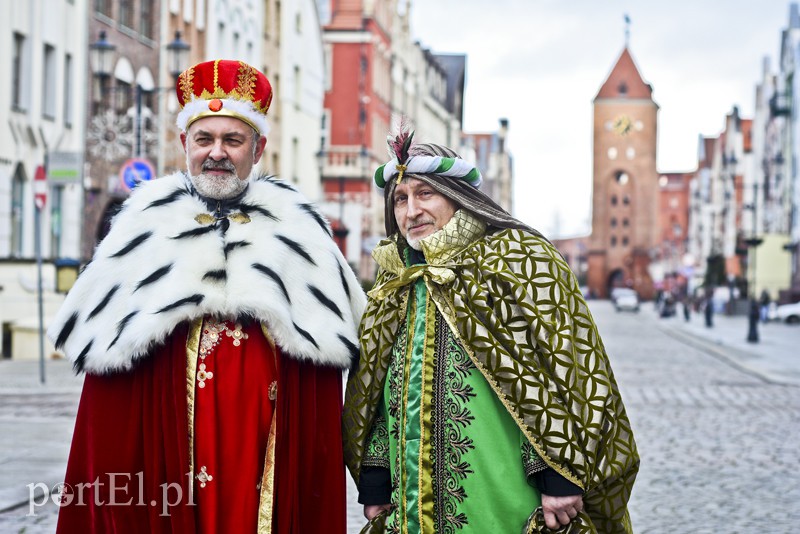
[190,171,249,199]
[406,235,423,250]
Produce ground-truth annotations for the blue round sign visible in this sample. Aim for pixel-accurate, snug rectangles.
[119,158,155,191]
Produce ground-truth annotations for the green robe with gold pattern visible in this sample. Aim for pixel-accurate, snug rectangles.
[344,211,639,533]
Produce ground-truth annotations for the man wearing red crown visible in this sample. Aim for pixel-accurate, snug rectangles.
[49,59,363,533]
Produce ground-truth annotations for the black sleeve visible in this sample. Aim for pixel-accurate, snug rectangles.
[357,466,392,505]
[532,467,583,497]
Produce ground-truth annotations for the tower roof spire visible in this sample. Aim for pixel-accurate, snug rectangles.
[594,47,653,101]
[624,14,631,46]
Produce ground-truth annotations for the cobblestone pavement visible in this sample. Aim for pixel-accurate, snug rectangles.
[593,301,800,533]
[2,301,798,533]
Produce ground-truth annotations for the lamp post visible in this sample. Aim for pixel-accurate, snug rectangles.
[89,31,190,160]
[743,177,763,342]
[316,149,349,253]
[165,31,191,80]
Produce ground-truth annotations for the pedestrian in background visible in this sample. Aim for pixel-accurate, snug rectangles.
[48,59,364,533]
[704,290,714,328]
[748,297,761,343]
[343,127,639,533]
[759,289,771,322]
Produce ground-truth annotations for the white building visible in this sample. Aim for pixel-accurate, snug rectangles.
[0,0,88,358]
[1,1,87,260]
[278,0,325,200]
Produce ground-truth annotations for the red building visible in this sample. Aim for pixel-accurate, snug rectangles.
[320,1,395,278]
[657,172,692,294]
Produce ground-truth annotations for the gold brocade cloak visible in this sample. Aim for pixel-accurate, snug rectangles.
[343,210,639,533]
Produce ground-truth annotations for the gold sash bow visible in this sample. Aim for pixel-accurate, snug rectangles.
[368,263,456,300]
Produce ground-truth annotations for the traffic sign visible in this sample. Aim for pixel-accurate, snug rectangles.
[119,158,155,191]
[34,165,47,210]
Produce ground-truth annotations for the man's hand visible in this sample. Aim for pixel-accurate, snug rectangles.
[364,503,392,521]
[542,494,583,530]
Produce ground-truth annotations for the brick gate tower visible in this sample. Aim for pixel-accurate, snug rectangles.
[588,47,659,300]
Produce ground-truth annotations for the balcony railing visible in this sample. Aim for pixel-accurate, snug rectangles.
[318,145,370,180]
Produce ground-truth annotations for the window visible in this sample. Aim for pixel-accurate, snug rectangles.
[295,11,302,33]
[294,65,301,108]
[291,137,299,183]
[615,171,629,185]
[183,0,193,22]
[265,0,272,38]
[271,153,279,176]
[12,33,26,111]
[42,44,57,120]
[94,0,111,16]
[115,80,132,112]
[622,236,629,247]
[611,195,618,206]
[622,218,629,227]
[623,195,630,206]
[276,0,281,40]
[64,54,73,126]
[119,0,134,29]
[610,236,617,247]
[140,0,154,38]
[610,217,617,227]
[324,45,333,90]
[197,0,206,28]
[11,165,25,257]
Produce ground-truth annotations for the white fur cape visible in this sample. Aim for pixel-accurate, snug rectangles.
[47,172,366,374]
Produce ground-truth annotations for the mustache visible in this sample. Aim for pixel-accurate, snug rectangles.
[405,218,434,232]
[202,159,235,172]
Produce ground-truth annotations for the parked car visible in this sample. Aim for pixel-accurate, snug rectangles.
[610,286,632,304]
[773,301,800,324]
[614,288,640,312]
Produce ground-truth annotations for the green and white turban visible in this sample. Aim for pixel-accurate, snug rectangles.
[373,155,482,190]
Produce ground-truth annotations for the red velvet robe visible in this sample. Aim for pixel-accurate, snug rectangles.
[56,320,346,533]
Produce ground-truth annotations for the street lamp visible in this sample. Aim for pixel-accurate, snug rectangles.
[166,31,191,80]
[316,149,349,251]
[89,30,191,159]
[89,30,115,79]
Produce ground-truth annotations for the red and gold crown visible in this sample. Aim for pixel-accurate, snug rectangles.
[175,59,273,135]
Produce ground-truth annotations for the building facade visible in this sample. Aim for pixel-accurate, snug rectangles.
[588,47,660,300]
[319,0,466,280]
[654,172,692,296]
[83,0,165,259]
[463,118,513,214]
[0,0,88,358]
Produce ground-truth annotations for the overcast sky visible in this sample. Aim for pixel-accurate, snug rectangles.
[410,0,792,238]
